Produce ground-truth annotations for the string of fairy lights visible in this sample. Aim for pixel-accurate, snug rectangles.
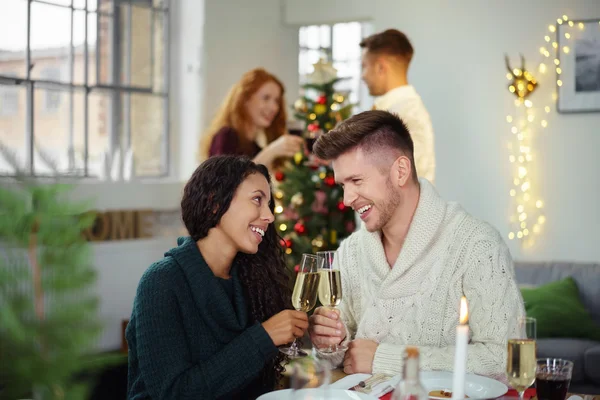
[505,15,592,248]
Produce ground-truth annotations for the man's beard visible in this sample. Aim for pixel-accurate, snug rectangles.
[366,177,401,232]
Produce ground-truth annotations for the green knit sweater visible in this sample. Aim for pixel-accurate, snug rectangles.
[126,237,279,400]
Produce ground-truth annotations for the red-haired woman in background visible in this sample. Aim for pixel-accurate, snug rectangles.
[200,68,304,170]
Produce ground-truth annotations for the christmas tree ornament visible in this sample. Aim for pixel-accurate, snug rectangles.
[286,248,293,255]
[311,174,320,183]
[337,201,346,211]
[307,58,338,85]
[294,98,308,112]
[275,190,284,199]
[294,152,304,165]
[318,171,327,179]
[316,94,327,105]
[311,236,324,249]
[324,176,336,186]
[307,123,320,132]
[291,192,304,207]
[333,92,345,103]
[324,122,333,130]
[314,104,327,115]
[275,171,285,181]
[330,229,338,244]
[294,221,306,234]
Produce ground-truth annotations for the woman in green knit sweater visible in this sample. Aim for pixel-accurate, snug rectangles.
[126,155,309,399]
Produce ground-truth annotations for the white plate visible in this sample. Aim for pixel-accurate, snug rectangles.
[421,371,508,399]
[331,371,507,400]
[257,388,378,400]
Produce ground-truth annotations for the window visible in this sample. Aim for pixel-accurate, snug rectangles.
[299,22,370,106]
[0,0,169,177]
[41,67,63,112]
[0,73,19,116]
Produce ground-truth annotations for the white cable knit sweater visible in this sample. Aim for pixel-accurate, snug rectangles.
[321,179,525,379]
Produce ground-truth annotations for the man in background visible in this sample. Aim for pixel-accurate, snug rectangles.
[360,29,436,184]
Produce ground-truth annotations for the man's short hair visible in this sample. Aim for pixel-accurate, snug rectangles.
[359,29,414,63]
[313,110,417,181]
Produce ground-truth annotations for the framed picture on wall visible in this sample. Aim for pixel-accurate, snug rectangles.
[557,19,600,113]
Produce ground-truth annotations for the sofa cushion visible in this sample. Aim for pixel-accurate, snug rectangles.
[520,277,600,341]
[536,338,599,383]
[514,262,600,326]
[584,345,600,385]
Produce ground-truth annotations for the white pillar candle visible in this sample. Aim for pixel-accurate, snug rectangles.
[452,296,469,400]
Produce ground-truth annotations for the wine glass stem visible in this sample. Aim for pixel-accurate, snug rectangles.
[519,390,525,400]
[289,338,299,356]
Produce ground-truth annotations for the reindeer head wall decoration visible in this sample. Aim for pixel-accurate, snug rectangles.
[505,54,538,99]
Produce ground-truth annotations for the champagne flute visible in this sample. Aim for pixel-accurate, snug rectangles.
[506,317,537,400]
[280,253,321,358]
[316,250,347,354]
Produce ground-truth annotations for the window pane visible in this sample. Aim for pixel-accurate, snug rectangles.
[30,2,70,83]
[304,25,321,50]
[96,12,115,85]
[127,5,152,88]
[85,91,111,177]
[33,88,71,175]
[319,25,331,48]
[333,22,361,61]
[0,84,26,174]
[0,0,28,78]
[153,11,166,92]
[129,93,165,176]
[72,10,97,85]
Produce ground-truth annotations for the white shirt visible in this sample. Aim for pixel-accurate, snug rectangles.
[319,179,524,379]
[374,85,436,184]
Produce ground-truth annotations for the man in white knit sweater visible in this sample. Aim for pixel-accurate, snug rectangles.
[309,110,525,378]
[361,29,435,184]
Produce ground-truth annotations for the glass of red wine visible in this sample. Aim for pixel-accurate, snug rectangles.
[536,358,573,400]
[287,120,305,137]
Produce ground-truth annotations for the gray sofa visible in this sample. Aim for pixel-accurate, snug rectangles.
[514,262,600,395]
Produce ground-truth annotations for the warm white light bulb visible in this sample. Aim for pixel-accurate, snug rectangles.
[508,232,515,240]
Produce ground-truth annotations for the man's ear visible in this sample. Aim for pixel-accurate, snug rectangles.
[392,155,412,187]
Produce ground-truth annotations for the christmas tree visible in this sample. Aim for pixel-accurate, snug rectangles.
[0,145,115,400]
[274,60,356,271]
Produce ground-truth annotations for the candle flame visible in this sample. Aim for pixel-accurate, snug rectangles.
[459,296,469,324]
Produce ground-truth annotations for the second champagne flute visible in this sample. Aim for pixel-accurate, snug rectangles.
[316,250,347,354]
[280,253,321,358]
[506,317,537,400]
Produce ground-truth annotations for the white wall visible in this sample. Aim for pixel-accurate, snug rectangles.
[285,0,600,263]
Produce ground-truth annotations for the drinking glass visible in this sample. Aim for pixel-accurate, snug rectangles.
[280,253,321,358]
[287,120,305,137]
[316,250,347,354]
[506,317,537,400]
[536,358,573,400]
[290,354,331,399]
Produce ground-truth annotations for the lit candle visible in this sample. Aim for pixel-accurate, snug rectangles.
[452,296,469,400]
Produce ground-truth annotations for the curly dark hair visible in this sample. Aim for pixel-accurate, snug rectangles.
[180,155,291,391]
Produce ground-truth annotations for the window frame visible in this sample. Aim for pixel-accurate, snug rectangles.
[0,0,170,179]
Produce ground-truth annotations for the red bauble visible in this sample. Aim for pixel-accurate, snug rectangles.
[275,171,285,181]
[284,239,292,248]
[324,176,335,186]
[337,201,346,211]
[294,264,300,273]
[316,95,327,104]
[294,222,306,235]
[307,123,320,132]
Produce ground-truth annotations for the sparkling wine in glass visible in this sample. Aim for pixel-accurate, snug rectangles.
[316,250,347,354]
[506,317,537,400]
[280,253,321,358]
